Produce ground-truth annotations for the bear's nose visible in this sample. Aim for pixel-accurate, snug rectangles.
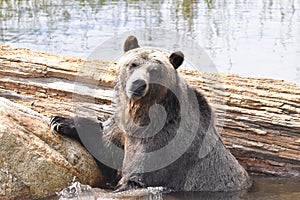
[131,79,147,98]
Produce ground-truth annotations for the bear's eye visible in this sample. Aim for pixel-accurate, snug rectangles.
[129,62,138,69]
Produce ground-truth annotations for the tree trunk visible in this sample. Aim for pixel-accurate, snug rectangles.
[1,44,300,178]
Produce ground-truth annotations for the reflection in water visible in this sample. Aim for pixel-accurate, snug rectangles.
[0,0,299,84]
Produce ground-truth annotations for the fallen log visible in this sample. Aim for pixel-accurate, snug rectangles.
[1,44,299,183]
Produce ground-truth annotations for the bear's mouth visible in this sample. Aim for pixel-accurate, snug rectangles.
[129,85,147,99]
[127,79,148,100]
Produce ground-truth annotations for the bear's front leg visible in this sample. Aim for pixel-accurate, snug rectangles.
[50,116,103,143]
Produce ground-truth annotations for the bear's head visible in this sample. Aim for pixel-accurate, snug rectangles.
[116,36,184,102]
[115,36,185,130]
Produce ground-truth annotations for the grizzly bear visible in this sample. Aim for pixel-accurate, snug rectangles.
[50,35,251,192]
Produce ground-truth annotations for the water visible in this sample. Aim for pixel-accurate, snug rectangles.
[0,0,300,84]
[165,176,300,200]
[41,176,300,200]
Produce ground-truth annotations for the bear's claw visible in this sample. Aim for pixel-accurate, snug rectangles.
[49,116,76,137]
[114,176,145,193]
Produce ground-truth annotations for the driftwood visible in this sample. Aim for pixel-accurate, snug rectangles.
[1,44,300,179]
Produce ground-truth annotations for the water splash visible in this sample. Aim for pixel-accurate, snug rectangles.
[57,182,93,199]
[57,181,164,200]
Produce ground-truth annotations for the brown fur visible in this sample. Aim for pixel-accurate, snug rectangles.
[103,36,251,191]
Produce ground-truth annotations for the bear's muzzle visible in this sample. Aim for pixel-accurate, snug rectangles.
[127,79,147,99]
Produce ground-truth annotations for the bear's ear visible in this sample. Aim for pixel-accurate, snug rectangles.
[124,35,140,52]
[169,51,184,69]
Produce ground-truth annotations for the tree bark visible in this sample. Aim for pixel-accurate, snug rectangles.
[1,44,299,178]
